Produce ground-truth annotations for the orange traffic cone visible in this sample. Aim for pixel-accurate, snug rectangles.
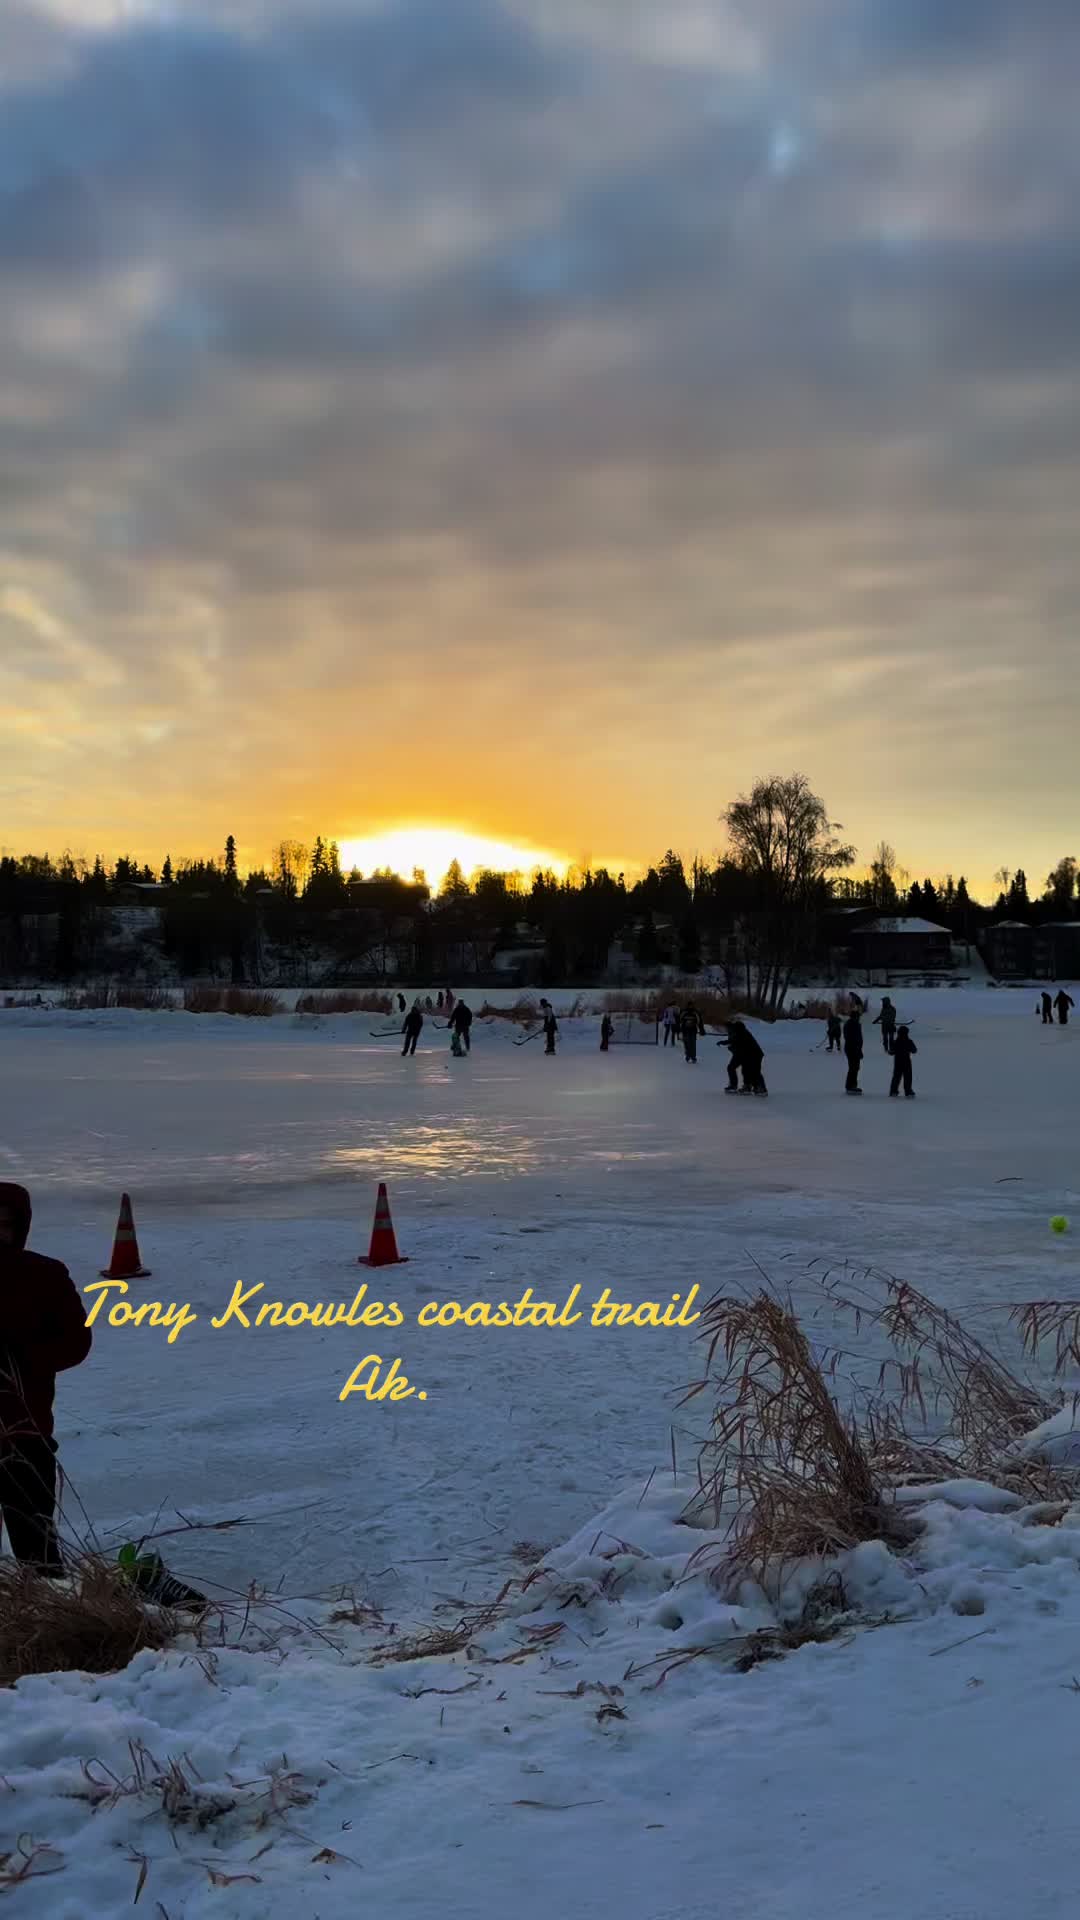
[359,1182,408,1267]
[101,1193,151,1279]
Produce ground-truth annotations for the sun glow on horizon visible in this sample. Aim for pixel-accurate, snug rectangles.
[336,826,571,890]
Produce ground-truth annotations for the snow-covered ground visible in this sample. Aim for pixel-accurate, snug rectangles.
[2,998,1080,1917]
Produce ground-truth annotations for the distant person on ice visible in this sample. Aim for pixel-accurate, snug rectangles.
[1040,991,1053,1024]
[402,1001,424,1056]
[662,1005,677,1048]
[889,1025,917,1098]
[540,1000,559,1054]
[826,1012,843,1052]
[843,1009,864,1095]
[873,996,897,1054]
[1055,990,1074,1027]
[0,1183,92,1575]
[450,1000,473,1053]
[397,993,406,1014]
[681,1003,703,1064]
[600,1013,614,1052]
[445,988,456,1015]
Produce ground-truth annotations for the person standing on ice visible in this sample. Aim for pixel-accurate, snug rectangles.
[826,1012,843,1052]
[662,1004,676,1048]
[445,988,456,1015]
[843,1008,864,1094]
[397,992,406,1014]
[402,1000,424,1056]
[540,1000,559,1054]
[0,1183,92,1575]
[889,1025,917,1098]
[681,1003,701,1064]
[1040,991,1054,1025]
[1055,989,1075,1027]
[450,1000,473,1053]
[873,996,897,1054]
[600,1013,614,1052]
[436,990,445,1011]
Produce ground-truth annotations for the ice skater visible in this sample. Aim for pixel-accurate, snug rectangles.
[600,1013,614,1052]
[0,1183,92,1575]
[662,1004,677,1048]
[681,1003,702,1064]
[1055,989,1074,1027]
[540,999,559,1055]
[843,1008,864,1094]
[1040,991,1053,1025]
[402,1000,424,1056]
[450,1000,473,1053]
[873,996,897,1054]
[727,1019,767,1096]
[889,1025,917,1098]
[397,993,407,1014]
[826,1012,843,1052]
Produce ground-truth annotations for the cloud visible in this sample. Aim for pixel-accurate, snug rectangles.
[3,0,1080,879]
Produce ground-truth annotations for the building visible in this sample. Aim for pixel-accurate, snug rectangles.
[981,921,1035,979]
[1037,924,1080,981]
[847,917,953,973]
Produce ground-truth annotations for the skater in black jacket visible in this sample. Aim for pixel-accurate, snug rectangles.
[873,997,897,1054]
[402,1002,423,1056]
[450,1000,473,1052]
[1055,990,1074,1027]
[826,1013,843,1052]
[1041,991,1053,1025]
[681,1004,702,1064]
[843,1011,864,1094]
[730,1020,767,1096]
[889,1025,917,1097]
[540,1000,558,1054]
[600,1013,614,1052]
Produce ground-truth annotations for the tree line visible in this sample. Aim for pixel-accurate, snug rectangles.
[3,778,1079,1004]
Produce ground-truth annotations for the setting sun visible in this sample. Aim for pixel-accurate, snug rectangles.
[336,826,570,890]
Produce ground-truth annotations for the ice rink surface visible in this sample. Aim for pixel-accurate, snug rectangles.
[1,992,1076,1604]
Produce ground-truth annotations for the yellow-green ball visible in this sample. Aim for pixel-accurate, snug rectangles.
[1051,1215,1070,1235]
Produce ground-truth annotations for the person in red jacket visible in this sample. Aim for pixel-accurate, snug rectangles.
[0,1184,91,1574]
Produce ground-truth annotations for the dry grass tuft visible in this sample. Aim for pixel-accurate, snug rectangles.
[684,1291,915,1593]
[57,985,174,1011]
[296,990,392,1015]
[684,1270,1064,1600]
[182,987,282,1016]
[0,1559,174,1686]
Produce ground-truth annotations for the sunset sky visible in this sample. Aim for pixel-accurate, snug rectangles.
[4,0,1079,893]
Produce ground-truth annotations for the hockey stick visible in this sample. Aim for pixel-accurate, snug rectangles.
[369,1026,403,1038]
[514,1027,545,1046]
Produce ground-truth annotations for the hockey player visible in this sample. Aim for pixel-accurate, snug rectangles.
[402,1000,424,1056]
[450,1000,473,1053]
[600,1013,614,1052]
[1040,991,1053,1025]
[662,1005,677,1048]
[726,1019,767,1096]
[1055,989,1075,1027]
[540,999,559,1054]
[681,1003,702,1064]
[826,1012,843,1052]
[843,1009,864,1094]
[873,996,897,1054]
[889,1025,917,1097]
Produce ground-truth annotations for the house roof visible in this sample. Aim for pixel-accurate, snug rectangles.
[858,917,951,936]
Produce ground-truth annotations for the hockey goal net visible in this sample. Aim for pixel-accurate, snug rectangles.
[609,1011,659,1046]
